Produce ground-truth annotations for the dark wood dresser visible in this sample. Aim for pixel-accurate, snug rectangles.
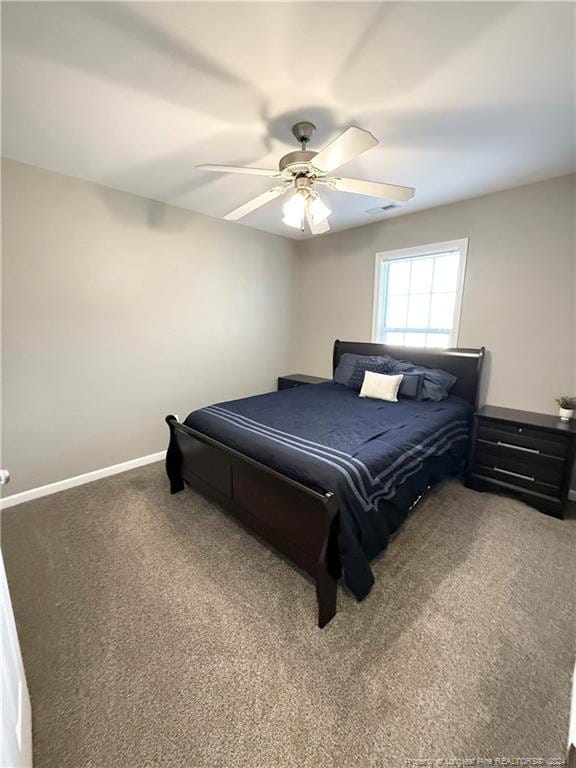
[277,374,331,391]
[466,405,576,518]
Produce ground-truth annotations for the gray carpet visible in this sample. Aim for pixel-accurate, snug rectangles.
[2,462,575,768]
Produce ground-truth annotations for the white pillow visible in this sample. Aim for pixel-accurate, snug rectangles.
[359,371,404,402]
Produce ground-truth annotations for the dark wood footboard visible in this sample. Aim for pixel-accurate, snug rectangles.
[165,415,341,628]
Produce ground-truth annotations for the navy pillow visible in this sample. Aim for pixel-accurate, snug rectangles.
[333,353,364,385]
[334,351,456,400]
[391,360,457,401]
[398,373,423,399]
[333,353,395,387]
[347,357,394,390]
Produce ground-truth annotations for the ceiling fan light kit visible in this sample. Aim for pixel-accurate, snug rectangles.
[282,189,332,232]
[198,121,415,236]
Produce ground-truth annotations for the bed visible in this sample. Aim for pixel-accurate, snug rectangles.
[165,340,485,627]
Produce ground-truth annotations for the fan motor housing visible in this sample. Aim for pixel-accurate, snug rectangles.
[279,150,318,175]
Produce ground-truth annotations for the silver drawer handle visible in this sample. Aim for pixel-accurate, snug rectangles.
[493,466,535,482]
[497,440,539,454]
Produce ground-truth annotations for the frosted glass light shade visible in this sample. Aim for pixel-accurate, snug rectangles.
[308,195,331,225]
[282,192,306,229]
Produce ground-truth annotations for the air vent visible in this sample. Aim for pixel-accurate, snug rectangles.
[366,203,399,216]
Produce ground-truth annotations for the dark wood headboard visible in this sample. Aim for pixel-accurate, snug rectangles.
[333,340,485,409]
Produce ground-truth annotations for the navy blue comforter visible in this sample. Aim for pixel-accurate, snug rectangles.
[185,383,472,599]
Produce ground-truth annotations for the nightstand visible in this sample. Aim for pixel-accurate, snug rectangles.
[277,374,331,391]
[465,405,576,518]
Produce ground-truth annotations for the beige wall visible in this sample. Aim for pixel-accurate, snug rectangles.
[2,161,574,497]
[292,175,575,414]
[1,159,297,495]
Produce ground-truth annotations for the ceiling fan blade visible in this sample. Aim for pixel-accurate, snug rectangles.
[197,164,281,178]
[305,208,330,235]
[224,187,285,221]
[330,177,415,202]
[311,126,378,174]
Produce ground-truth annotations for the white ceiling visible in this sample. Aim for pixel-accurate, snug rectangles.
[2,2,575,239]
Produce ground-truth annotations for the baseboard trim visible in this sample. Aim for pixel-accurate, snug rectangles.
[0,451,167,510]
[569,489,576,502]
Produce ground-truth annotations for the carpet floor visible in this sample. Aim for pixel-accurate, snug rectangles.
[2,462,575,767]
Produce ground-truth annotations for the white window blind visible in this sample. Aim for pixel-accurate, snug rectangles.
[372,239,468,348]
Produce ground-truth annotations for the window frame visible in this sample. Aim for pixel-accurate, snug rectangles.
[371,238,469,347]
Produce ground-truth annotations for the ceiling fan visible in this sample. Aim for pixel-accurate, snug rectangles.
[197,121,415,235]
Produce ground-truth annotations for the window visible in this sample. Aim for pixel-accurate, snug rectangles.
[372,239,468,348]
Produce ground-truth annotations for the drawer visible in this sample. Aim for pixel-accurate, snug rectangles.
[478,420,569,458]
[474,441,563,486]
[470,463,562,498]
[467,473,563,518]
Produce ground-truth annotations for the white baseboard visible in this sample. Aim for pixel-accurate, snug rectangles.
[569,489,576,502]
[0,451,166,510]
